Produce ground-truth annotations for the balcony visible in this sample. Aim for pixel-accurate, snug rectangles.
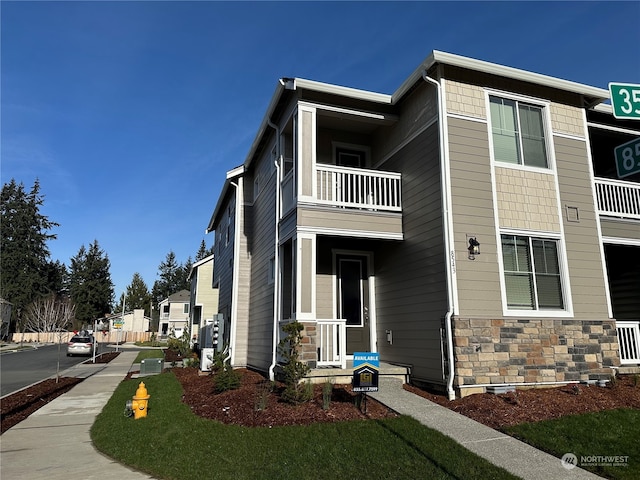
[595,178,640,220]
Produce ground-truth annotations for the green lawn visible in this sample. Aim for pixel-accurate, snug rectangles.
[133,349,165,363]
[92,373,519,480]
[504,409,640,480]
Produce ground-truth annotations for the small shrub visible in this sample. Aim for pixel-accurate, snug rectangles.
[183,356,199,368]
[213,363,241,393]
[609,374,618,387]
[254,380,274,412]
[322,378,334,410]
[633,374,640,387]
[278,321,312,404]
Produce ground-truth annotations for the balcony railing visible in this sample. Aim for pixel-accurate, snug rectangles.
[595,178,640,220]
[316,319,347,369]
[316,164,402,212]
[617,321,640,365]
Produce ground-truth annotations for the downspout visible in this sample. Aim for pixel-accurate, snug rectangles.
[423,71,456,400]
[226,180,241,365]
[267,118,281,381]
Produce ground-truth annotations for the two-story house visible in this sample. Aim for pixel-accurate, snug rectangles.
[206,51,640,398]
[187,254,219,346]
[157,289,191,339]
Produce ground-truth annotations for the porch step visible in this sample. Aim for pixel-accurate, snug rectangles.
[306,361,409,385]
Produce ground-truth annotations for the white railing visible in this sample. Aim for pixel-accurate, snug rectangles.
[595,178,640,220]
[316,164,402,212]
[616,321,640,365]
[316,319,347,369]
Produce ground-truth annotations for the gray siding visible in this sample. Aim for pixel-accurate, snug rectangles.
[600,218,640,241]
[374,123,448,384]
[246,147,278,372]
[447,117,502,317]
[554,135,610,319]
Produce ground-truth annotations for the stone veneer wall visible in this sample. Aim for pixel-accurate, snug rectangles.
[453,318,620,387]
[299,322,318,368]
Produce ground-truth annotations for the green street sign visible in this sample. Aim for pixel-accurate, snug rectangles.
[615,137,640,178]
[609,83,640,120]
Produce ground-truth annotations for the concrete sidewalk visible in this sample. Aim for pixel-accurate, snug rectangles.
[1,348,604,480]
[370,378,603,480]
[0,350,156,480]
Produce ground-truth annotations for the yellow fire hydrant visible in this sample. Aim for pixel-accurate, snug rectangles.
[131,382,150,419]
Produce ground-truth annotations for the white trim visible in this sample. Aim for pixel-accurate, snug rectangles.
[586,121,640,136]
[296,225,403,241]
[496,229,573,318]
[299,100,397,124]
[553,131,587,142]
[602,236,640,247]
[440,78,459,316]
[293,78,392,104]
[331,249,377,355]
[447,112,487,124]
[297,104,317,204]
[582,109,614,319]
[332,141,371,168]
[295,232,316,321]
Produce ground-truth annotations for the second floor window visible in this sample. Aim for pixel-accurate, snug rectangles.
[490,96,548,169]
[183,304,189,314]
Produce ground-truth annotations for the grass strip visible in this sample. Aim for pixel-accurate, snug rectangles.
[133,349,165,363]
[92,372,519,480]
[505,408,639,480]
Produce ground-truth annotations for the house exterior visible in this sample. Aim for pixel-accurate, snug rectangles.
[206,51,640,398]
[105,309,151,333]
[158,289,191,339]
[187,254,219,345]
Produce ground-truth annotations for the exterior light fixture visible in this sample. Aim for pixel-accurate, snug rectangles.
[468,237,480,260]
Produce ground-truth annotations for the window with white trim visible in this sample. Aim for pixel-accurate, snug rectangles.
[501,234,564,310]
[489,96,549,168]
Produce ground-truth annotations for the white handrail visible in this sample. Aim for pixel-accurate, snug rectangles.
[316,319,347,369]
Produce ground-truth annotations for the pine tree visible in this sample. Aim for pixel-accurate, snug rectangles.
[69,240,114,326]
[0,179,60,332]
[116,273,152,317]
[195,239,214,261]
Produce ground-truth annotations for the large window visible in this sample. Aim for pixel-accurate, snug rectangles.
[490,96,548,168]
[501,234,564,310]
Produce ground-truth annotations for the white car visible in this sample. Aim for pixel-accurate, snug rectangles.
[67,335,93,356]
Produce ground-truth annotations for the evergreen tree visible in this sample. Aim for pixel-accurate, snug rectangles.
[69,240,114,326]
[0,179,60,331]
[116,272,152,317]
[195,239,214,261]
[151,251,181,305]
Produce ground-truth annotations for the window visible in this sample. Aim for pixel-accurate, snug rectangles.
[490,96,548,168]
[183,303,189,314]
[268,256,275,284]
[501,234,564,310]
[333,143,369,168]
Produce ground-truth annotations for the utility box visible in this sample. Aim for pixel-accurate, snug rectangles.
[140,358,163,375]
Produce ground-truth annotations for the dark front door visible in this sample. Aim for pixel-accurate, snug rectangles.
[337,255,371,354]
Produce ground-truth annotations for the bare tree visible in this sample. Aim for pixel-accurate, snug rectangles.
[23,295,76,381]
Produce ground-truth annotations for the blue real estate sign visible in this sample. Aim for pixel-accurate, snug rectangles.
[352,352,379,392]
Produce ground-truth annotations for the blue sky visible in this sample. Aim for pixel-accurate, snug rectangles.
[2,1,639,298]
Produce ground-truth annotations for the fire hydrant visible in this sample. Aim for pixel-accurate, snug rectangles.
[131,382,150,419]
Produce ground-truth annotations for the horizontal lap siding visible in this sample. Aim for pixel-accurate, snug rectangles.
[297,207,403,236]
[375,124,448,383]
[447,117,502,317]
[600,218,640,241]
[554,135,609,319]
[247,159,278,372]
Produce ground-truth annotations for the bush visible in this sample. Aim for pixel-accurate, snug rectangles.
[278,321,312,404]
[213,362,241,393]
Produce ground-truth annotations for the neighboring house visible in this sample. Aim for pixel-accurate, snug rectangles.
[158,290,191,339]
[187,254,220,345]
[104,309,152,333]
[206,50,640,398]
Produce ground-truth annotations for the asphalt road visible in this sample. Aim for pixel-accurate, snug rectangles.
[0,342,113,397]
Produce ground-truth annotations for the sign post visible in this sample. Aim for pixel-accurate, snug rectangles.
[352,352,379,414]
[609,83,640,120]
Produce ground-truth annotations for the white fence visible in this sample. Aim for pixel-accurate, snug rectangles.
[617,321,640,365]
[11,331,153,344]
[595,178,640,220]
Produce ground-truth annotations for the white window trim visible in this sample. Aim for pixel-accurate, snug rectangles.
[496,228,573,317]
[485,89,556,174]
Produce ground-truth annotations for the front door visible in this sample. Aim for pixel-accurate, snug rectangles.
[337,255,371,354]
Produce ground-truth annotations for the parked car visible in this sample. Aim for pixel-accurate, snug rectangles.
[67,335,93,356]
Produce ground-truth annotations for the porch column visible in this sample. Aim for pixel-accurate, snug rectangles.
[297,105,316,202]
[295,232,316,320]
